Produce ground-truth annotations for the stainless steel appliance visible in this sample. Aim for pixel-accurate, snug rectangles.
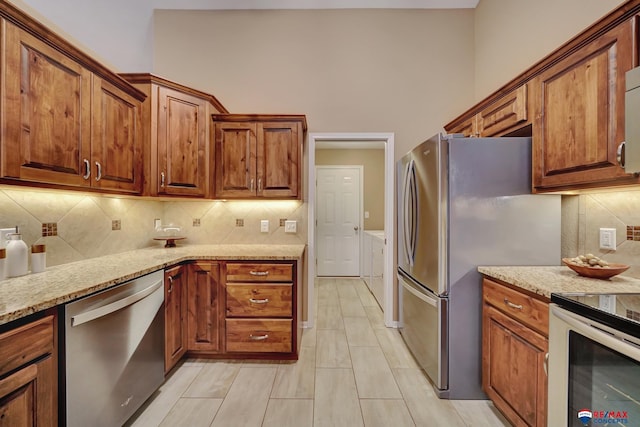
[549,293,640,427]
[64,270,165,427]
[622,66,640,174]
[397,133,561,399]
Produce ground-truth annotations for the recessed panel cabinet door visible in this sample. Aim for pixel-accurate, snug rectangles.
[187,262,221,352]
[214,122,257,198]
[532,21,634,191]
[258,122,300,198]
[1,23,91,186]
[165,265,187,373]
[158,87,208,197]
[91,77,142,194]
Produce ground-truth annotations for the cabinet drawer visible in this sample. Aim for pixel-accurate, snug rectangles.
[482,279,548,336]
[226,284,292,317]
[0,316,54,378]
[226,319,292,353]
[226,263,293,282]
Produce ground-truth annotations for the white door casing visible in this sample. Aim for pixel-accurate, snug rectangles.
[316,166,362,277]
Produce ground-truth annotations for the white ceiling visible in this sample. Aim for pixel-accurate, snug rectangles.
[151,0,480,10]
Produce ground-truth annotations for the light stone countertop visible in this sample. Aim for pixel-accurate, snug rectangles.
[478,266,640,299]
[0,244,306,326]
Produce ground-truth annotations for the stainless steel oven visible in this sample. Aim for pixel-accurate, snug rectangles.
[549,293,640,426]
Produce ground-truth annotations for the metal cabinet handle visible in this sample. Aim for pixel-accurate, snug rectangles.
[95,161,102,182]
[249,298,269,304]
[160,172,166,187]
[617,141,626,167]
[249,271,269,276]
[258,178,263,192]
[167,275,174,293]
[83,159,91,179]
[503,298,523,310]
[543,352,549,376]
[250,178,255,192]
[249,334,269,341]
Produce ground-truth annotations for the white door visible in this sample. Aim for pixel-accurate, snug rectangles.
[316,167,361,276]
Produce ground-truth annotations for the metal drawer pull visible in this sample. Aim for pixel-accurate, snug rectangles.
[504,298,523,310]
[249,298,269,304]
[250,334,269,341]
[83,159,91,179]
[95,161,102,182]
[249,271,269,276]
[543,352,549,376]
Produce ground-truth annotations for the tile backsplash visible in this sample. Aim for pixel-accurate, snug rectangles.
[0,186,306,268]
[562,188,640,278]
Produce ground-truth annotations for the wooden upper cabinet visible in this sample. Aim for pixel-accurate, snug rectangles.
[213,114,306,199]
[91,77,142,194]
[120,73,228,198]
[447,115,478,137]
[2,23,92,187]
[0,19,146,194]
[532,20,636,192]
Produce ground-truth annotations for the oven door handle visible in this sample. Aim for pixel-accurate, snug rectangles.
[71,280,163,327]
[551,305,640,360]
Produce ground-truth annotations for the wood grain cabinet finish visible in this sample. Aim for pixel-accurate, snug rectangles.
[165,265,187,373]
[532,20,636,192]
[213,114,306,199]
[482,278,548,427]
[0,314,57,427]
[0,20,145,194]
[187,261,222,353]
[223,261,299,357]
[120,74,228,197]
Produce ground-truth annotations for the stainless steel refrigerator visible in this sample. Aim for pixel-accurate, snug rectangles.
[397,133,560,399]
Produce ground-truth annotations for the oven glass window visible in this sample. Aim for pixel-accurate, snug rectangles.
[568,330,640,426]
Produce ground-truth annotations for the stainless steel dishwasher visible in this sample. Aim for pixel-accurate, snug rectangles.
[64,270,165,427]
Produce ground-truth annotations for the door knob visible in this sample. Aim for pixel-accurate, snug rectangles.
[354,226,359,233]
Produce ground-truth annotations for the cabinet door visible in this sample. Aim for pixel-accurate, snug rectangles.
[257,122,301,198]
[1,23,91,187]
[478,85,528,137]
[187,262,221,352]
[214,122,257,198]
[158,87,209,197]
[91,77,142,194]
[532,21,634,191]
[483,305,547,427]
[446,115,478,137]
[165,265,187,373]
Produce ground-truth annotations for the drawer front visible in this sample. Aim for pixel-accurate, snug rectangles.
[226,319,292,353]
[483,278,549,336]
[226,283,292,317]
[0,316,54,378]
[226,263,293,282]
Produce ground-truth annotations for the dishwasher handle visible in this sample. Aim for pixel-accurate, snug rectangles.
[71,279,163,327]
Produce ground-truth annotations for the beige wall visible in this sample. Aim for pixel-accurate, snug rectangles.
[152,9,475,160]
[474,0,626,101]
[315,149,385,230]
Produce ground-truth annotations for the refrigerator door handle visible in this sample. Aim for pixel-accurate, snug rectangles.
[402,160,413,265]
[399,274,437,307]
[408,159,418,265]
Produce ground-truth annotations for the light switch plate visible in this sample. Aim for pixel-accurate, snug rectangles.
[284,220,297,233]
[599,228,616,250]
[260,220,269,233]
[0,227,16,249]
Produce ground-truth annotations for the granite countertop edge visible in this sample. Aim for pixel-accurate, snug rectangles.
[0,244,306,326]
[478,265,640,299]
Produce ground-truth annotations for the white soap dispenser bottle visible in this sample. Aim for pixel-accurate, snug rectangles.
[6,228,28,278]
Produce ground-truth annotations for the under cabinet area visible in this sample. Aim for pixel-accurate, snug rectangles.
[0,314,57,426]
[482,278,548,427]
[0,20,145,194]
[212,114,306,199]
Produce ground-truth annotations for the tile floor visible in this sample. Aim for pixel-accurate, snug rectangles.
[127,277,510,427]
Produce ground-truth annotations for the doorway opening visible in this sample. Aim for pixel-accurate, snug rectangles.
[307,133,395,328]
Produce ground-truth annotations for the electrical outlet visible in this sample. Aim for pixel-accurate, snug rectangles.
[260,220,269,233]
[364,211,370,219]
[599,228,616,250]
[599,295,616,313]
[285,220,297,233]
[0,228,16,248]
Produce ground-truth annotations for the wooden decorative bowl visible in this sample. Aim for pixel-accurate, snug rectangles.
[562,258,630,280]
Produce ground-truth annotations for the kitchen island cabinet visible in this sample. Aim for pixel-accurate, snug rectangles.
[212,114,306,199]
[0,17,145,194]
[482,277,548,427]
[0,313,57,426]
[121,74,228,198]
[164,264,188,373]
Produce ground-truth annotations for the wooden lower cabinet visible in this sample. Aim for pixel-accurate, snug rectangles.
[482,278,548,427]
[187,261,221,353]
[0,314,57,426]
[164,264,187,373]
